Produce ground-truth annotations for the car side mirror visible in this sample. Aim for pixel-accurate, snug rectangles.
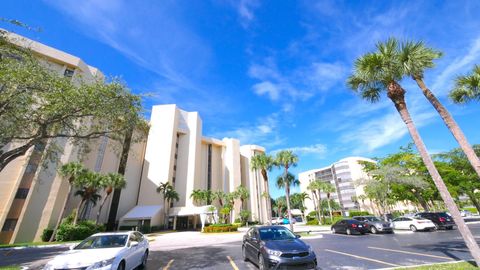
[295,234,301,238]
[130,241,139,248]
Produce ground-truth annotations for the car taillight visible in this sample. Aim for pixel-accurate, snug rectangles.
[439,217,446,222]
[351,224,357,228]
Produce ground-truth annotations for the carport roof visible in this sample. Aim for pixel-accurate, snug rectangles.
[121,205,163,220]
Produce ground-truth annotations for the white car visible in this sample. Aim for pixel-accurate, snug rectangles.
[44,231,149,270]
[392,217,436,232]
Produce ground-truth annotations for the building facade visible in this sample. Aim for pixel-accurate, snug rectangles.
[0,32,267,243]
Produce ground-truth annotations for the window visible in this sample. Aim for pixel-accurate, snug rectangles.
[15,188,29,199]
[1,219,17,232]
[64,68,75,78]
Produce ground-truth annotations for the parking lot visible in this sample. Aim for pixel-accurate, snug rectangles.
[3,223,480,270]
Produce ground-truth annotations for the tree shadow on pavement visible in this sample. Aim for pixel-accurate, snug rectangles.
[0,246,70,269]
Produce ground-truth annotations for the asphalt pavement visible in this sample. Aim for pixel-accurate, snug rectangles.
[4,223,480,270]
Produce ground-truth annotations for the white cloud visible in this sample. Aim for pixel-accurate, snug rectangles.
[270,144,328,157]
[236,0,260,27]
[253,81,280,101]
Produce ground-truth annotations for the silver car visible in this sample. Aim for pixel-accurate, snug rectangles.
[352,216,394,234]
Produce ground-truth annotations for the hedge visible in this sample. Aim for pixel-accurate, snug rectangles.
[56,220,105,241]
[203,224,238,233]
[347,211,371,217]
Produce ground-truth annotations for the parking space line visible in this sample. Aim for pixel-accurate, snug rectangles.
[162,259,174,270]
[324,249,400,267]
[368,246,454,260]
[227,256,239,270]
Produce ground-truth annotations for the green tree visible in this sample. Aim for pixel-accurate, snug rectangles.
[400,41,480,183]
[235,185,250,211]
[73,171,104,224]
[96,173,126,224]
[307,180,322,224]
[156,182,179,229]
[450,65,480,103]
[190,189,205,206]
[274,197,286,218]
[212,190,226,208]
[0,29,146,172]
[348,38,480,263]
[319,182,336,223]
[250,153,275,224]
[275,169,300,231]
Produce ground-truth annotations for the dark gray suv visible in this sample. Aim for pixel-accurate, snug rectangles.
[352,216,394,234]
[242,226,317,270]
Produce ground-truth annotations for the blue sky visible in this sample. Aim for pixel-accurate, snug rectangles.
[3,1,480,198]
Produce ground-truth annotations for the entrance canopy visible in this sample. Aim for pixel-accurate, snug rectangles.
[169,205,218,231]
[121,205,163,221]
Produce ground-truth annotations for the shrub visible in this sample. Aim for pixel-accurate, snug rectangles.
[56,220,105,241]
[239,210,251,226]
[462,207,479,214]
[306,218,319,225]
[41,228,54,242]
[203,224,238,233]
[347,211,370,217]
[322,216,344,225]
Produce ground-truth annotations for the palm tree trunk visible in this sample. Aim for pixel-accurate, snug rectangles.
[467,192,480,214]
[388,81,480,266]
[49,185,72,242]
[327,196,333,223]
[96,193,111,225]
[74,199,85,226]
[285,184,293,231]
[164,198,169,230]
[414,77,480,178]
[317,191,324,224]
[262,170,272,225]
[311,191,319,223]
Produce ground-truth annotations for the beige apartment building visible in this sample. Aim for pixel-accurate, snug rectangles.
[299,157,416,216]
[0,32,267,243]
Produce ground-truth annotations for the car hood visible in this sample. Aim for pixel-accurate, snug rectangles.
[47,247,124,268]
[264,239,308,252]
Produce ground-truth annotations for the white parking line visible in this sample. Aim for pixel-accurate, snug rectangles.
[368,246,454,260]
[324,249,400,267]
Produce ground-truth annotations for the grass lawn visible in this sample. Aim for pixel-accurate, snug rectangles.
[0,241,76,249]
[0,266,20,270]
[397,261,477,270]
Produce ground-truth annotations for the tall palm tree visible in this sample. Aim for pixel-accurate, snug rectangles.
[190,189,204,206]
[73,170,104,224]
[250,153,275,225]
[297,192,310,222]
[275,170,300,231]
[50,162,86,241]
[235,185,250,210]
[450,65,480,103]
[308,180,323,224]
[212,190,226,208]
[96,173,126,224]
[399,41,480,181]
[157,182,179,229]
[348,38,480,264]
[319,182,336,223]
[274,197,286,218]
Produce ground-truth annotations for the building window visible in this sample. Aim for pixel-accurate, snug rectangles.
[15,188,29,199]
[1,219,17,232]
[64,68,75,78]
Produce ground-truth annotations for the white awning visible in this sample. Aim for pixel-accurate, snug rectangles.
[169,205,217,217]
[121,205,163,220]
[291,209,303,216]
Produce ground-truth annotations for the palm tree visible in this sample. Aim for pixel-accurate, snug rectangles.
[190,189,204,206]
[212,190,226,208]
[157,182,179,229]
[450,65,480,103]
[319,182,336,223]
[96,173,126,224]
[50,162,86,241]
[297,192,310,222]
[307,180,322,224]
[274,197,286,218]
[275,170,300,231]
[250,153,275,224]
[73,170,104,224]
[399,41,480,181]
[235,185,250,210]
[348,38,480,264]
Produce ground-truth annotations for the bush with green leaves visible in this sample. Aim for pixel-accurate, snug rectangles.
[203,224,238,233]
[239,210,251,225]
[306,218,319,225]
[347,211,371,217]
[41,228,54,242]
[56,220,105,241]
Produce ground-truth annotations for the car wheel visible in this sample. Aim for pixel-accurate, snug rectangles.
[141,250,148,268]
[117,261,125,270]
[346,228,352,235]
[370,226,377,234]
[331,228,336,234]
[258,254,266,270]
[410,225,417,232]
[242,246,248,262]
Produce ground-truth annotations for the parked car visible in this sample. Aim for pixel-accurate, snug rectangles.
[414,212,455,230]
[461,210,473,217]
[242,225,317,270]
[392,217,436,232]
[44,231,149,270]
[271,217,281,225]
[281,217,296,224]
[352,216,393,234]
[331,219,368,235]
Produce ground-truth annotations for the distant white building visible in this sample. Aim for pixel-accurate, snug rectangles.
[299,157,416,216]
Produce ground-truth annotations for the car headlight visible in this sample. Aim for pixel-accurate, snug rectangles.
[86,257,115,269]
[266,248,282,257]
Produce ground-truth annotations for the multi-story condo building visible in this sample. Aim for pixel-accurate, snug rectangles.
[0,32,267,243]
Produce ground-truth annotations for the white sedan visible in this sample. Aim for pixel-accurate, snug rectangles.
[44,231,149,270]
[392,217,436,232]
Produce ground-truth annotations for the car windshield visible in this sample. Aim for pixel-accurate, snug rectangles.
[437,212,450,218]
[259,227,296,241]
[365,217,382,222]
[74,235,128,249]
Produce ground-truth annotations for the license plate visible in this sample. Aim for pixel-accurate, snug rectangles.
[358,225,363,227]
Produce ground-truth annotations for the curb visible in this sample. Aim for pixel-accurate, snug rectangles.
[0,243,76,251]
[376,260,470,270]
